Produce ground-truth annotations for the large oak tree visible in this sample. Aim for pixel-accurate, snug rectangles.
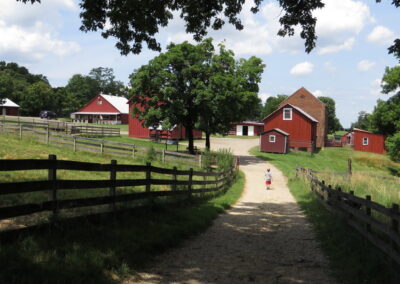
[129,39,264,153]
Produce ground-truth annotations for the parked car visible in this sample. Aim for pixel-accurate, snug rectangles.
[39,110,57,120]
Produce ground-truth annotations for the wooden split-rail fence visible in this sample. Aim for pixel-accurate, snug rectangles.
[0,155,238,223]
[0,123,200,167]
[297,167,400,265]
[1,115,120,137]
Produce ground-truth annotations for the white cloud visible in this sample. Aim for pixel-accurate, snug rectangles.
[357,60,375,72]
[0,0,80,60]
[324,62,336,72]
[290,62,314,76]
[258,93,271,103]
[370,78,381,86]
[367,25,396,45]
[318,38,355,55]
[313,90,323,97]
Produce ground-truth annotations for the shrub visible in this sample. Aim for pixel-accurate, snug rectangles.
[144,146,158,163]
[215,148,235,171]
[386,132,400,162]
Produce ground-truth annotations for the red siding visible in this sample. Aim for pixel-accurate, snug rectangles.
[79,95,120,114]
[263,107,316,150]
[1,107,19,116]
[353,129,386,154]
[128,101,202,139]
[260,130,288,153]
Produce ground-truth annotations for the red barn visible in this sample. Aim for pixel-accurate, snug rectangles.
[71,94,129,124]
[0,98,20,116]
[263,104,318,152]
[128,100,202,140]
[229,121,264,136]
[260,128,289,153]
[341,131,354,146]
[353,128,386,154]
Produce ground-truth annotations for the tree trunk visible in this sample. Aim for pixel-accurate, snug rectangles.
[205,132,211,150]
[186,124,194,154]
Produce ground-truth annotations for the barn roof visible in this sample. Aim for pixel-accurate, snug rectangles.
[280,87,326,107]
[262,103,318,123]
[234,121,264,126]
[262,128,290,136]
[353,128,385,137]
[101,94,129,114]
[0,98,19,108]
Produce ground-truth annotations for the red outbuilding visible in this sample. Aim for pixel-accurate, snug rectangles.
[353,128,386,154]
[229,121,264,136]
[341,131,354,146]
[0,98,20,116]
[262,103,318,152]
[71,94,129,124]
[260,128,289,153]
[128,100,202,140]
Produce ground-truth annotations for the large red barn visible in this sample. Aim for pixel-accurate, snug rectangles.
[262,104,318,152]
[0,98,20,116]
[128,100,202,140]
[353,128,386,154]
[71,94,129,124]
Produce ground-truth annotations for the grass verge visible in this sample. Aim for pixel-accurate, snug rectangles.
[252,147,399,284]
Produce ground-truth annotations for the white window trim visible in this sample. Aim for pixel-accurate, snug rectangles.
[269,135,276,143]
[363,137,369,145]
[283,108,292,120]
[97,100,103,105]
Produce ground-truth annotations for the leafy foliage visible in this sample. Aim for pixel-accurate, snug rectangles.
[130,39,264,153]
[262,94,288,118]
[351,111,371,131]
[318,96,343,133]
[369,94,400,136]
[385,133,400,162]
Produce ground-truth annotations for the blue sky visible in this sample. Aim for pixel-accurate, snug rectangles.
[0,0,398,128]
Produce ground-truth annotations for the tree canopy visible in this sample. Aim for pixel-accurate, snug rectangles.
[17,0,400,60]
[262,95,288,119]
[129,39,264,153]
[351,111,371,131]
[318,96,342,134]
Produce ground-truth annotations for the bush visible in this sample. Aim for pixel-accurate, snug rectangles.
[144,146,158,163]
[386,132,400,162]
[201,149,235,172]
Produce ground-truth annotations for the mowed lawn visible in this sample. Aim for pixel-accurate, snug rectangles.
[251,146,400,284]
[0,134,245,283]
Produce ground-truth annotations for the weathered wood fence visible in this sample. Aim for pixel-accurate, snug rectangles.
[1,115,120,137]
[297,167,400,265]
[0,155,237,222]
[0,123,200,167]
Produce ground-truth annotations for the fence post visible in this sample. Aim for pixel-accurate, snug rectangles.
[188,168,193,199]
[162,149,165,163]
[48,154,58,219]
[348,158,352,177]
[110,160,117,212]
[199,154,202,168]
[366,195,371,233]
[132,145,136,158]
[146,162,151,193]
[100,141,104,155]
[73,137,77,152]
[46,125,50,144]
[172,166,177,191]
[19,124,22,140]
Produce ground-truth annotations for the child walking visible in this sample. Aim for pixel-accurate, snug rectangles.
[265,169,272,190]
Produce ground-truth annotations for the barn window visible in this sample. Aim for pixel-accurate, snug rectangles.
[97,100,103,105]
[283,108,292,120]
[363,137,369,145]
[269,135,276,143]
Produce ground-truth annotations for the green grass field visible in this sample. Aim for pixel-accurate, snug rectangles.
[251,147,400,283]
[0,134,245,283]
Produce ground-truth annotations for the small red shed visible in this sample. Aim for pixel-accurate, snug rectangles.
[260,128,289,153]
[0,98,20,116]
[71,94,129,124]
[263,103,318,152]
[128,100,202,140]
[229,121,264,136]
[341,131,354,146]
[353,128,386,154]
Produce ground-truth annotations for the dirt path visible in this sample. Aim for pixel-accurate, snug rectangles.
[128,138,336,284]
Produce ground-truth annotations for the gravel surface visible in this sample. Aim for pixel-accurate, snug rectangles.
[127,138,336,284]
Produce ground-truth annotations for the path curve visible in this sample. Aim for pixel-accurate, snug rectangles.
[128,138,336,284]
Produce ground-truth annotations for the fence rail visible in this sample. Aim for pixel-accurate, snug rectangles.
[297,167,400,265]
[0,123,200,167]
[0,155,237,222]
[1,115,120,137]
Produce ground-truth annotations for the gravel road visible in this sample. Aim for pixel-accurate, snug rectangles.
[127,138,336,284]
